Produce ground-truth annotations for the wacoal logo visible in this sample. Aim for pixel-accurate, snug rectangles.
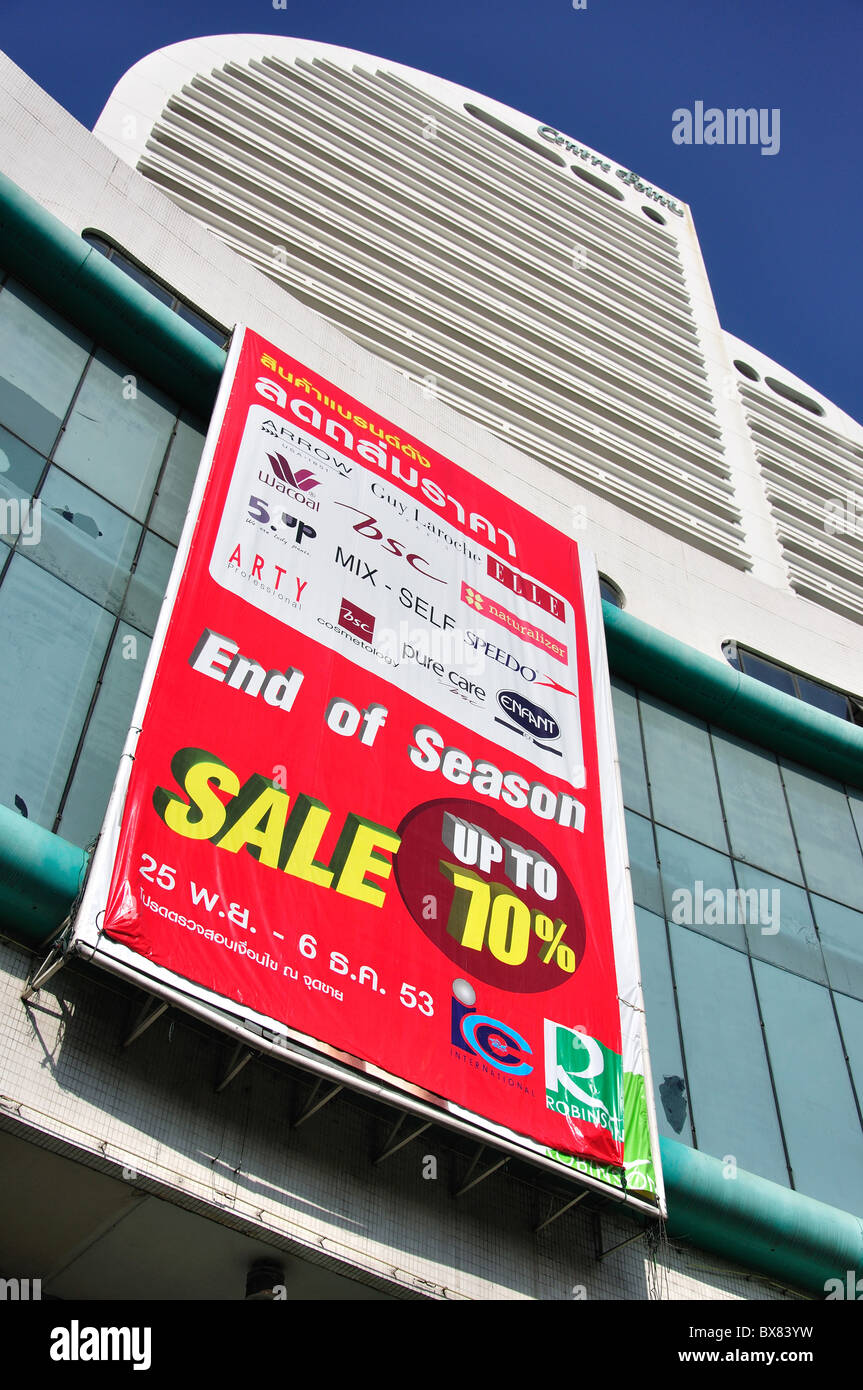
[266,452,319,491]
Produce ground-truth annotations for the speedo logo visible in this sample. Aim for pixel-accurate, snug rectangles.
[465,631,575,697]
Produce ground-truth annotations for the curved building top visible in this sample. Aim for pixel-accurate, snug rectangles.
[92,36,863,671]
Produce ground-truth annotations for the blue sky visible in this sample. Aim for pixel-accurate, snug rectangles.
[3,0,861,420]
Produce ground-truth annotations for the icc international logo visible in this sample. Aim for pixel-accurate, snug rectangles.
[451,978,533,1076]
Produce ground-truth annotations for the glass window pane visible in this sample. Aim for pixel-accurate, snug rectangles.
[53,350,176,520]
[610,678,649,815]
[624,809,663,914]
[739,650,796,696]
[734,863,825,983]
[635,906,692,1144]
[639,695,726,850]
[810,896,863,1001]
[0,424,45,500]
[754,962,863,1213]
[795,674,849,720]
[108,252,174,306]
[657,826,745,950]
[834,993,863,1118]
[712,729,801,883]
[0,555,114,828]
[781,762,863,910]
[669,925,788,1185]
[56,623,151,848]
[31,469,141,611]
[0,281,92,453]
[847,787,863,855]
[148,414,206,545]
[175,301,227,345]
[122,531,175,635]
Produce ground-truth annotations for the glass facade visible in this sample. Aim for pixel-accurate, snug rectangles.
[614,678,863,1215]
[0,275,205,847]
[1,275,861,1218]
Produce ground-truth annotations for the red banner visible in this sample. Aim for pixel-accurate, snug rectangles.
[91,328,630,1167]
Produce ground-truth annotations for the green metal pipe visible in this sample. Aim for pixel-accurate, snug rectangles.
[0,170,225,418]
[0,804,87,949]
[660,1136,863,1298]
[603,601,863,788]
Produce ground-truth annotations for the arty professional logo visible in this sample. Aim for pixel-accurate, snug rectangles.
[338,598,375,644]
[451,978,533,1076]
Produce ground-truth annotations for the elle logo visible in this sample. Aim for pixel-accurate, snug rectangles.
[486,557,567,623]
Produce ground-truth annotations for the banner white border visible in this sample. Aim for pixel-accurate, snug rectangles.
[70,325,665,1216]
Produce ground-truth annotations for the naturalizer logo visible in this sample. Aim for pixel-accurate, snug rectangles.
[0,1276,41,1300]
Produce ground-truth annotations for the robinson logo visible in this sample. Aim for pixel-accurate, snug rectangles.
[544,1020,622,1139]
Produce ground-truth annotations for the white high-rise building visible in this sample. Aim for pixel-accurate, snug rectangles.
[0,37,861,1305]
[94,36,863,698]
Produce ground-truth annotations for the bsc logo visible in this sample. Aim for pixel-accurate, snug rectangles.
[338,598,375,643]
[451,979,532,1076]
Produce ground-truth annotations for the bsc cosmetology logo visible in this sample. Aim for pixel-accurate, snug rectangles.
[338,598,376,643]
[451,978,532,1076]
